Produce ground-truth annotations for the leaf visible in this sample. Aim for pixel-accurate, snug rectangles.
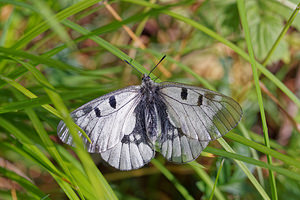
[266,1,300,31]
[246,0,289,64]
[196,0,240,37]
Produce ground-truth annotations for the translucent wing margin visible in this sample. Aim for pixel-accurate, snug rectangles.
[57,86,141,153]
[158,83,243,142]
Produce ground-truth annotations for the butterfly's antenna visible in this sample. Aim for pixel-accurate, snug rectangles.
[153,75,161,82]
[148,55,166,76]
[124,59,143,75]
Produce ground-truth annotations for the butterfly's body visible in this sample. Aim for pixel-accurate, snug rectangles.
[58,74,242,170]
[139,76,160,141]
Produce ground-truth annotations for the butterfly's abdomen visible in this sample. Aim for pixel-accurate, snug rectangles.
[144,102,159,141]
[139,79,160,141]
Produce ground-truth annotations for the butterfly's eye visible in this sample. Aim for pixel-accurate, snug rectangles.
[142,74,150,81]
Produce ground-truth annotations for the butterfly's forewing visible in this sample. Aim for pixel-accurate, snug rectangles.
[156,82,242,162]
[57,86,141,153]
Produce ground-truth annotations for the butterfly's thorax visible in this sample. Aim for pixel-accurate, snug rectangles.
[140,75,159,97]
[140,76,160,142]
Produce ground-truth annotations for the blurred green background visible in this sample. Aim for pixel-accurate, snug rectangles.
[0,0,300,199]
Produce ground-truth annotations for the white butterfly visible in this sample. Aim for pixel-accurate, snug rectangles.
[57,57,242,170]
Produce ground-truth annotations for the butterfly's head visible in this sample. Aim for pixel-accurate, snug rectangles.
[141,74,156,93]
[142,74,151,81]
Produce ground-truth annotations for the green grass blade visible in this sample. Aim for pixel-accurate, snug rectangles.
[238,124,264,186]
[152,159,194,200]
[262,3,300,65]
[32,1,76,49]
[123,0,300,108]
[205,147,300,181]
[226,132,300,169]
[0,6,14,46]
[0,72,116,198]
[44,77,116,200]
[0,74,61,118]
[218,138,270,200]
[208,159,224,200]
[237,1,277,199]
[22,108,87,199]
[189,162,226,200]
[0,0,39,12]
[0,47,82,72]
[0,141,81,200]
[0,166,48,199]
[0,118,82,200]
[61,19,151,76]
[11,0,102,49]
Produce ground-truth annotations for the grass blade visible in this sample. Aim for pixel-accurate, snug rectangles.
[237,1,277,199]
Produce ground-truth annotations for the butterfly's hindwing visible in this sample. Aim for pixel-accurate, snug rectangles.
[101,101,155,170]
[155,98,209,162]
[159,128,209,163]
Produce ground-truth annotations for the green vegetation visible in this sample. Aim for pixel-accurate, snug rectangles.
[0,0,300,199]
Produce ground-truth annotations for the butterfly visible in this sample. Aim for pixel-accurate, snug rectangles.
[57,56,242,170]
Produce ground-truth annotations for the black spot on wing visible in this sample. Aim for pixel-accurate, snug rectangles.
[121,135,130,144]
[109,95,117,109]
[83,106,93,114]
[177,128,185,136]
[121,133,145,145]
[166,127,184,139]
[181,88,188,100]
[197,95,203,106]
[94,107,101,117]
